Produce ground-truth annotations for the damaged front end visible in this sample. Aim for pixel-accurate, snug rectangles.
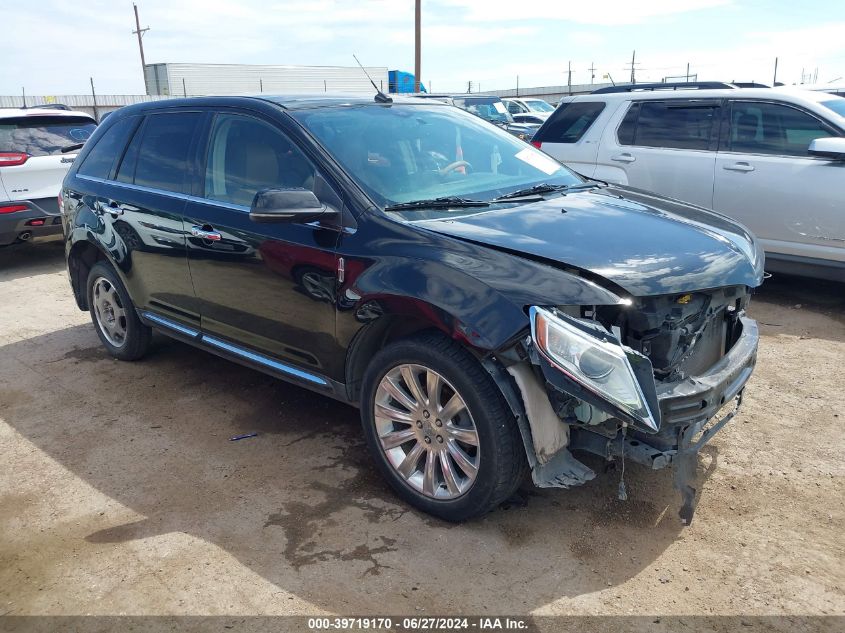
[491,286,759,524]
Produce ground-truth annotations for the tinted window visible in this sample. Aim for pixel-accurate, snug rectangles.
[77,116,138,179]
[203,113,315,207]
[131,112,201,193]
[452,97,514,124]
[537,101,606,143]
[0,116,96,156]
[617,102,640,145]
[727,101,835,157]
[621,101,717,150]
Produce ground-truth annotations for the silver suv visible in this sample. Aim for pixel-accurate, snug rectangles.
[533,83,845,281]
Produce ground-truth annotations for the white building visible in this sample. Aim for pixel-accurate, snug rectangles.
[143,63,389,97]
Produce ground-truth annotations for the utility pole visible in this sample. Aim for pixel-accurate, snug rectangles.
[772,56,778,86]
[686,62,690,82]
[589,62,596,85]
[414,0,421,92]
[567,60,572,95]
[21,86,26,108]
[132,3,150,92]
[628,50,638,84]
[90,77,99,122]
[467,80,473,94]
[516,75,519,96]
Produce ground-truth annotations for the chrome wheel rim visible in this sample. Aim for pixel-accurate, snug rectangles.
[92,277,128,348]
[374,364,480,500]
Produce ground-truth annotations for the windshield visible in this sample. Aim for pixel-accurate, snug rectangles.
[452,97,514,124]
[525,99,555,113]
[820,98,845,118]
[292,104,583,215]
[0,116,96,156]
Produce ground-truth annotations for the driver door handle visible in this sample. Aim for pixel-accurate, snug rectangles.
[723,161,755,172]
[191,225,222,241]
[611,153,636,163]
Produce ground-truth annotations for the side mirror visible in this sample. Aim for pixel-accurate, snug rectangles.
[249,188,333,223]
[808,137,845,160]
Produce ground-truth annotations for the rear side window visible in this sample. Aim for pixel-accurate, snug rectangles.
[129,112,201,193]
[726,101,835,157]
[0,116,96,156]
[618,101,718,150]
[77,117,138,179]
[536,101,605,143]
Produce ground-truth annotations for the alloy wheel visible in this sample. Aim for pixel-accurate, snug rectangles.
[92,277,128,347]
[374,364,480,499]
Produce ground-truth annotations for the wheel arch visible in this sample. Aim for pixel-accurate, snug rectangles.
[67,238,113,311]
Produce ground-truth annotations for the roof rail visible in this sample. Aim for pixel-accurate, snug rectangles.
[592,81,736,94]
[731,82,771,88]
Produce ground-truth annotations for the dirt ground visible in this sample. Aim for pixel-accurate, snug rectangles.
[0,241,843,625]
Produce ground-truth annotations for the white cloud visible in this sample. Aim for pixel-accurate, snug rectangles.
[435,0,733,26]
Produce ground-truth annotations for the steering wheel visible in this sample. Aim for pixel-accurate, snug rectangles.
[438,160,473,176]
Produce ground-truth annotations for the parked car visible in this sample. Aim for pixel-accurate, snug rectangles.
[502,97,556,121]
[415,93,540,140]
[0,108,96,246]
[63,94,763,524]
[532,83,845,281]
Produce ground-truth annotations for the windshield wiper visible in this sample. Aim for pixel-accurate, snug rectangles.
[491,182,599,202]
[383,196,490,212]
[61,143,84,153]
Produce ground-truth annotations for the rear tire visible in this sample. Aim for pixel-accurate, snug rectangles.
[360,331,526,521]
[86,261,151,361]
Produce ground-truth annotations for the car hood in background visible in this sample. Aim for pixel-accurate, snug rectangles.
[414,185,765,297]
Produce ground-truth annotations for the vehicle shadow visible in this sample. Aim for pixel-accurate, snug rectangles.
[0,323,716,614]
[0,240,65,282]
[750,272,845,342]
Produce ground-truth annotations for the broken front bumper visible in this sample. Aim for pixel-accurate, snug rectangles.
[566,316,759,523]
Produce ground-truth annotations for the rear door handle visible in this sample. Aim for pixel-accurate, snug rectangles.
[97,201,124,217]
[611,153,636,163]
[723,162,755,172]
[191,225,222,241]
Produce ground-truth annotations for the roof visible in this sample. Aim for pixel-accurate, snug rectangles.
[0,107,96,119]
[257,93,446,109]
[570,87,844,104]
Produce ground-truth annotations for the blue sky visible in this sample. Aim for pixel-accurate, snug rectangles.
[3,0,844,95]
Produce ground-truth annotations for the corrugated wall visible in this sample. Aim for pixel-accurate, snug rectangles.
[148,63,389,96]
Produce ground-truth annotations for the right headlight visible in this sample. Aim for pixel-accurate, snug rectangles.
[530,306,658,431]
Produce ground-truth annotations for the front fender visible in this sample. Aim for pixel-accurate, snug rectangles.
[337,212,625,355]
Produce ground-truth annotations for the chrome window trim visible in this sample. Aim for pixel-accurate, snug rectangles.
[76,174,250,213]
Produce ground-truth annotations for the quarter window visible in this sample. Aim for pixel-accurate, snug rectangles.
[130,112,201,193]
[203,113,316,207]
[618,101,717,150]
[727,101,835,157]
[537,102,605,143]
[77,116,138,179]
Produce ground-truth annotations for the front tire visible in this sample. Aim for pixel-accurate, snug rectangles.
[361,332,526,521]
[86,261,151,361]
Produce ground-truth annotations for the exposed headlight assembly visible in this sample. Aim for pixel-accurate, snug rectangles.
[530,306,659,431]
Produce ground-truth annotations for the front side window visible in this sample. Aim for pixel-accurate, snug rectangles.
[452,98,514,124]
[727,101,835,157]
[537,101,605,144]
[292,103,581,214]
[203,113,316,207]
[77,116,138,179]
[130,112,201,193]
[618,101,717,150]
[524,99,555,113]
[505,101,523,114]
[0,116,96,156]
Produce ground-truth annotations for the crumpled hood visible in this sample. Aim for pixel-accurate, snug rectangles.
[416,185,766,297]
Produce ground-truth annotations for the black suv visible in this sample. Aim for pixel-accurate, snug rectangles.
[62,95,763,523]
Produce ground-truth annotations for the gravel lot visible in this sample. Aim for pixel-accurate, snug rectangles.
[1,241,843,625]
